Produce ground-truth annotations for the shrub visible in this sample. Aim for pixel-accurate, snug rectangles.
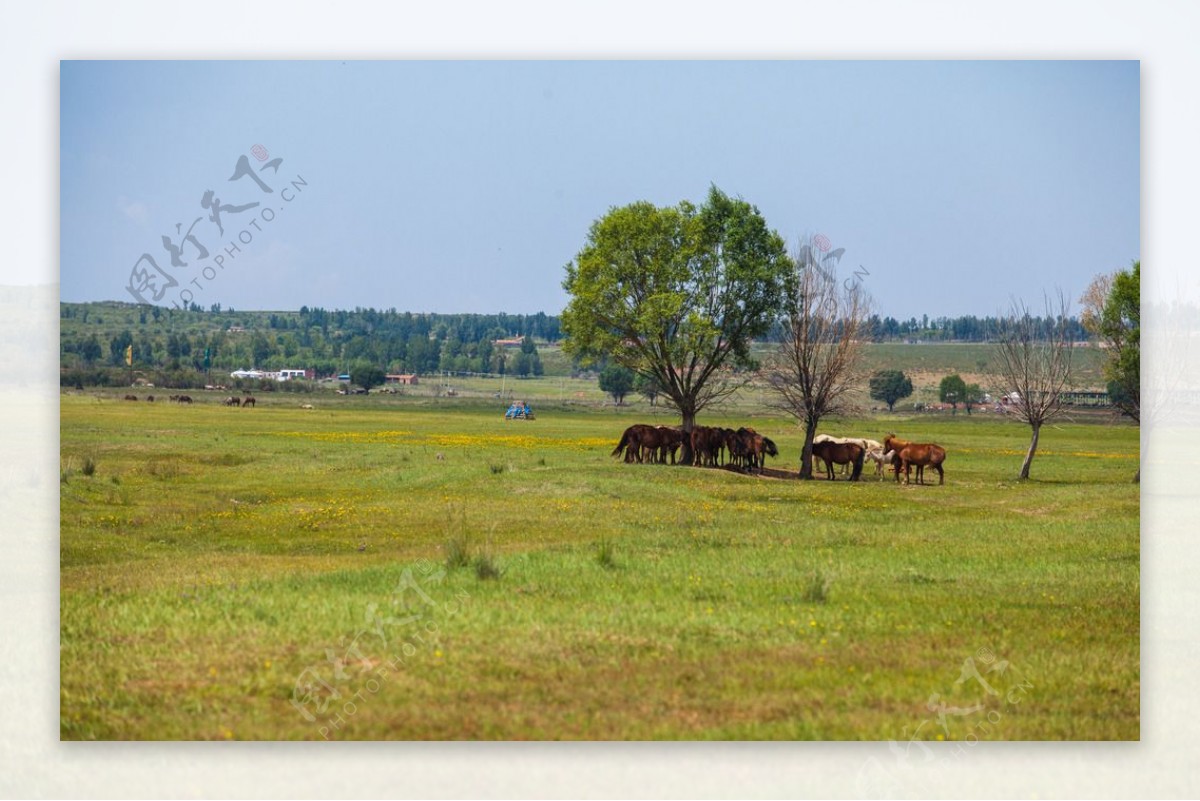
[595,538,618,570]
[801,569,833,604]
[444,533,471,569]
[473,552,503,580]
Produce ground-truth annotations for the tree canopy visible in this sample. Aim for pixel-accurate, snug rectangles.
[562,185,791,461]
[939,374,968,412]
[349,364,386,391]
[868,369,913,412]
[598,364,635,405]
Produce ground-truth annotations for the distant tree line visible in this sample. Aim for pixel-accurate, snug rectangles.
[767,313,1091,343]
[60,302,558,381]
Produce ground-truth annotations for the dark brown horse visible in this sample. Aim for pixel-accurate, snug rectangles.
[733,427,778,473]
[811,439,864,481]
[653,426,686,464]
[241,396,256,408]
[691,426,726,467]
[612,424,652,463]
[884,434,946,485]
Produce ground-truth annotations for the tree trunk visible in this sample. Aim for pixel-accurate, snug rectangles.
[678,410,697,466]
[1019,422,1041,480]
[799,420,818,480]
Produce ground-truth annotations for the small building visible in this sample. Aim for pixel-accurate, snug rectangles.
[385,374,419,385]
[494,337,525,348]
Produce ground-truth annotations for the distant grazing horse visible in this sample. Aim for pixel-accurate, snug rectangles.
[177,395,193,404]
[123,394,138,401]
[811,439,865,481]
[146,395,154,402]
[241,396,256,408]
[884,434,946,485]
[224,396,241,407]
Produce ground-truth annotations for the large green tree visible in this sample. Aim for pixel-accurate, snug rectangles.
[868,369,912,412]
[349,363,386,392]
[562,186,791,463]
[598,364,635,405]
[939,373,968,414]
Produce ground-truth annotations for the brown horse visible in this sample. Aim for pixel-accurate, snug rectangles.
[731,427,778,473]
[654,426,686,464]
[811,439,865,481]
[883,434,909,480]
[612,424,652,463]
[884,434,946,485]
[241,396,256,408]
[224,396,241,407]
[691,426,727,467]
[123,394,138,401]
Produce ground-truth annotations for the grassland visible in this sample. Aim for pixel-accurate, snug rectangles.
[60,391,1139,740]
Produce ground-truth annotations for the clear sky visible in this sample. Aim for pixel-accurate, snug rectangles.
[60,60,1139,319]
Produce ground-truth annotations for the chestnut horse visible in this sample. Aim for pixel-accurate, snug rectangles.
[883,434,946,485]
[811,439,864,481]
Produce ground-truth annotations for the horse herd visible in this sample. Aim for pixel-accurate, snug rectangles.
[611,425,947,485]
[611,424,779,472]
[119,394,255,407]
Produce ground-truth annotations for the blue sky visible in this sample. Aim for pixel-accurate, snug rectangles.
[60,60,1139,318]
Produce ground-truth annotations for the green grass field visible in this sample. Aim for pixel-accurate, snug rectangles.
[60,391,1139,740]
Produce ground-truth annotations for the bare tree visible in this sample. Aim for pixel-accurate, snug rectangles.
[992,293,1075,480]
[764,238,871,479]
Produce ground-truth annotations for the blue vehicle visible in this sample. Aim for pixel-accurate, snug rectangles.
[504,400,535,420]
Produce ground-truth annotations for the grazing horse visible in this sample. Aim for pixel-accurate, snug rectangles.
[884,434,946,485]
[691,426,726,467]
[815,434,882,475]
[124,394,138,401]
[864,446,896,479]
[241,396,256,408]
[811,439,865,481]
[734,427,778,473]
[654,426,686,464]
[224,396,241,407]
[177,395,193,404]
[612,424,655,463]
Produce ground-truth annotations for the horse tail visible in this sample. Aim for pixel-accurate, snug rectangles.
[612,429,631,458]
[850,446,864,481]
